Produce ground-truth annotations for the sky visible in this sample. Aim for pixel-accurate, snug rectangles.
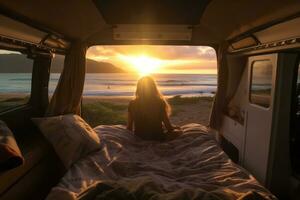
[86,45,217,74]
[0,50,20,54]
[0,46,217,75]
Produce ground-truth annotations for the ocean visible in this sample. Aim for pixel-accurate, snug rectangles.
[0,73,217,97]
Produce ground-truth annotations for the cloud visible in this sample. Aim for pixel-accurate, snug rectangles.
[86,45,217,74]
[87,45,216,60]
[197,47,217,60]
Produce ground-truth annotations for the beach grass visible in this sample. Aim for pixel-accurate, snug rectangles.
[168,95,214,105]
[82,101,128,127]
[0,94,214,127]
[82,95,214,127]
[0,96,30,112]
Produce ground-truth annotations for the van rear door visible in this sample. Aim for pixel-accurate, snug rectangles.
[244,54,277,184]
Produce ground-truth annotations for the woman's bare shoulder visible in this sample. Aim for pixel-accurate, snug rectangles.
[129,99,137,105]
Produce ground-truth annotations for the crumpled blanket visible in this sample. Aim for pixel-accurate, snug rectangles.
[46,124,277,200]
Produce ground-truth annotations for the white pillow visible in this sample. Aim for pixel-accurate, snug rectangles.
[32,114,101,168]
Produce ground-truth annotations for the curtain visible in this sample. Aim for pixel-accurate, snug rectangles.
[209,43,229,130]
[46,42,87,116]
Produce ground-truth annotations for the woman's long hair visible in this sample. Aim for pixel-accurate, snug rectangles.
[135,76,171,116]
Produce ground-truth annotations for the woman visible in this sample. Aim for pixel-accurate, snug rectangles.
[127,76,181,141]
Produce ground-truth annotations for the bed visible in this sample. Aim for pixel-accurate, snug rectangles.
[46,123,276,200]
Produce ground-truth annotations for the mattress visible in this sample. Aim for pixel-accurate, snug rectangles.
[46,124,276,200]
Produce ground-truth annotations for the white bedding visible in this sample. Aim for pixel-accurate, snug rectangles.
[46,124,276,200]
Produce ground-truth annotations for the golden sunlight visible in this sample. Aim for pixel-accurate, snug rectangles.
[86,45,217,74]
[117,54,163,75]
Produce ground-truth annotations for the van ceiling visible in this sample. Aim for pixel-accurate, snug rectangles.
[93,0,210,25]
[0,0,299,46]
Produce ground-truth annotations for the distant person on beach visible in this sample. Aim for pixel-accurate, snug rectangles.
[127,76,181,141]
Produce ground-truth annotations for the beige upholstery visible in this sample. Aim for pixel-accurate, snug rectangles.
[0,0,299,45]
[0,132,65,200]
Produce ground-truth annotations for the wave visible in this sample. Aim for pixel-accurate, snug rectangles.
[82,90,215,97]
[9,78,32,81]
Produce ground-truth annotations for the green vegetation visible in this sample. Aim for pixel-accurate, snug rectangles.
[82,95,214,127]
[0,95,214,127]
[82,101,128,127]
[0,96,29,112]
[168,95,213,105]
[251,88,271,95]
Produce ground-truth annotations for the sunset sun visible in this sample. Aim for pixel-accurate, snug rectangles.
[118,54,163,75]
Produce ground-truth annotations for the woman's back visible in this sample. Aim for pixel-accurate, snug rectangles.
[128,98,165,140]
[127,76,175,141]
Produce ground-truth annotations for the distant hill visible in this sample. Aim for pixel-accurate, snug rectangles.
[0,54,125,73]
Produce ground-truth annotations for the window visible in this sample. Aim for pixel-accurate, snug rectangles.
[250,60,273,108]
[0,50,33,112]
[82,45,217,127]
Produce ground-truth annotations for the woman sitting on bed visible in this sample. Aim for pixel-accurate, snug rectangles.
[127,76,181,141]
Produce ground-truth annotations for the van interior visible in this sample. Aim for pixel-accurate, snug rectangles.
[0,1,299,200]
